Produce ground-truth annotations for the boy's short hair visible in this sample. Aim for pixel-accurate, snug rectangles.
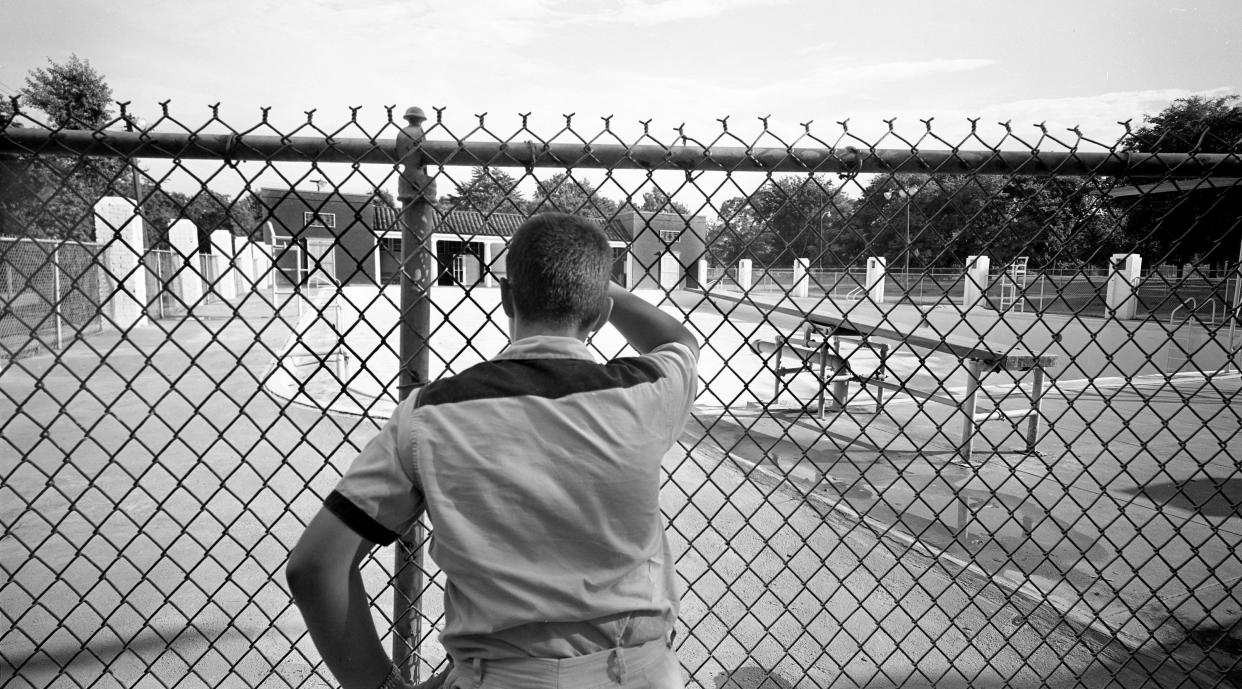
[506,213,612,330]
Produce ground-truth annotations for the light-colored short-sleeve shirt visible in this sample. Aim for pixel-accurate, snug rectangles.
[326,335,698,660]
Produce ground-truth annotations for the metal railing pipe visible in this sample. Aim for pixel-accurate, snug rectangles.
[3,126,1241,177]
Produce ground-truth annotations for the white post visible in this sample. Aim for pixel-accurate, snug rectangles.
[1106,253,1142,320]
[483,242,494,288]
[233,240,251,289]
[263,222,277,289]
[963,255,991,310]
[697,258,708,291]
[210,230,240,300]
[738,259,753,292]
[659,253,679,290]
[866,256,887,304]
[252,241,269,291]
[93,196,149,330]
[168,219,204,308]
[260,241,275,290]
[792,258,810,298]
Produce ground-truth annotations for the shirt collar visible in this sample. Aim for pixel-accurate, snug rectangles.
[493,335,597,362]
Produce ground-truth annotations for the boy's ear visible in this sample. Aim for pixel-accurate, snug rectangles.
[590,297,613,334]
[499,278,515,318]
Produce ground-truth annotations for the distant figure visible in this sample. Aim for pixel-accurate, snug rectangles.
[287,212,700,689]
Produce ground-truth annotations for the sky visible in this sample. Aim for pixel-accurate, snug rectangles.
[1,0,1239,201]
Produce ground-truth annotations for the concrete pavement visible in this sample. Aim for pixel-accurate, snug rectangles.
[682,289,1242,685]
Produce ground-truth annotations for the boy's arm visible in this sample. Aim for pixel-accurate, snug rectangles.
[606,282,699,356]
[286,508,399,689]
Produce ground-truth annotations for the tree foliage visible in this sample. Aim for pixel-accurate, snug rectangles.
[639,188,689,216]
[0,56,128,241]
[1120,94,1242,268]
[529,173,618,219]
[441,167,527,215]
[707,175,852,267]
[850,174,1120,269]
[1125,95,1242,154]
[137,185,259,249]
[21,55,115,129]
[710,172,1123,270]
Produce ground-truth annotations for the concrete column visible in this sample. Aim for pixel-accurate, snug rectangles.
[866,256,887,304]
[210,230,240,300]
[738,259,753,292]
[168,219,204,307]
[1107,253,1143,320]
[482,242,493,287]
[659,253,679,290]
[259,241,275,290]
[239,239,267,288]
[93,196,149,330]
[963,255,991,310]
[792,258,810,298]
[262,222,277,289]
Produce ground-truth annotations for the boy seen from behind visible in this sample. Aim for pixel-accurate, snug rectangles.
[287,212,700,689]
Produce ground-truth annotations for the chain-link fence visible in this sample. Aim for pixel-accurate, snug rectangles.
[2,104,1240,689]
[1,236,105,359]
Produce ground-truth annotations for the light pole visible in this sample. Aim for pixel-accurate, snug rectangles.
[889,186,915,294]
[818,210,829,270]
[1230,235,1241,365]
[123,115,148,212]
[905,199,911,278]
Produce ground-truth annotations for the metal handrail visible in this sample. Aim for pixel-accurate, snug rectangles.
[1169,298,1198,327]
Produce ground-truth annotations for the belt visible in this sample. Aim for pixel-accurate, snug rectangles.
[453,638,674,689]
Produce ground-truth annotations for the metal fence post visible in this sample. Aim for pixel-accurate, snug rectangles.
[394,105,437,684]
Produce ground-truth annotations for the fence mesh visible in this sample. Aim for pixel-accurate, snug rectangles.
[1,236,105,359]
[1,104,1240,689]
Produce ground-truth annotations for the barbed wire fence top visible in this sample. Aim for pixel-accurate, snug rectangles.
[2,102,1241,689]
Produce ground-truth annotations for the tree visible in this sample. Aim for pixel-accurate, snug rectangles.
[850,174,1019,269]
[709,175,852,267]
[441,167,527,215]
[1,56,128,240]
[639,188,689,216]
[22,55,115,129]
[138,186,259,249]
[528,173,618,219]
[374,187,397,209]
[849,173,1124,270]
[998,176,1123,268]
[1119,94,1242,269]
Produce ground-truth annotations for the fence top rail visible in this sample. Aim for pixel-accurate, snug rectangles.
[0,235,104,247]
[2,126,1241,178]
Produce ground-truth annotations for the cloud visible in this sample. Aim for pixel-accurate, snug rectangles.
[822,58,996,85]
[975,85,1239,145]
[570,0,793,25]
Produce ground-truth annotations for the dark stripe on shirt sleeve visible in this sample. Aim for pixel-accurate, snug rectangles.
[324,490,400,545]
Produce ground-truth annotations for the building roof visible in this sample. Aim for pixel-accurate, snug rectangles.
[377,207,630,243]
[1108,177,1241,198]
[258,187,377,205]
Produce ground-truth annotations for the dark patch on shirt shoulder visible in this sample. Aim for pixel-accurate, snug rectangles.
[417,356,664,407]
